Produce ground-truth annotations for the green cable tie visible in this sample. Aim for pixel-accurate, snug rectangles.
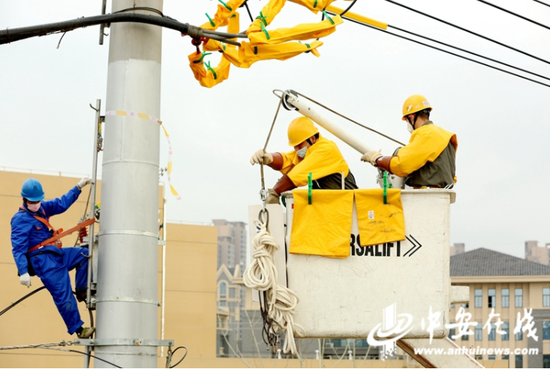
[322,10,335,25]
[198,51,212,62]
[314,0,318,8]
[205,13,215,27]
[218,0,232,11]
[256,11,268,27]
[308,172,313,205]
[205,61,217,80]
[260,22,270,40]
[383,171,388,205]
[254,46,258,55]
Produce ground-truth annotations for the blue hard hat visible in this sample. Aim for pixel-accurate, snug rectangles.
[21,178,45,201]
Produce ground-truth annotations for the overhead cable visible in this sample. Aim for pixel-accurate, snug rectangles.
[389,24,550,82]
[0,12,246,46]
[477,0,550,31]
[384,0,550,66]
[534,0,550,8]
[326,11,550,89]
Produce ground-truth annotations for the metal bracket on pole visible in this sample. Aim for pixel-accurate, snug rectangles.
[74,338,174,347]
[99,0,108,45]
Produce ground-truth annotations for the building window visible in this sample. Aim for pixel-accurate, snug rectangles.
[516,329,523,341]
[544,288,550,307]
[488,288,496,308]
[502,354,509,361]
[488,355,496,360]
[448,324,455,341]
[475,289,482,308]
[515,289,523,308]
[219,282,227,297]
[475,354,483,361]
[475,322,482,341]
[502,321,509,341]
[461,302,469,308]
[543,355,550,368]
[488,322,496,341]
[502,288,509,308]
[544,321,550,340]
[516,354,523,368]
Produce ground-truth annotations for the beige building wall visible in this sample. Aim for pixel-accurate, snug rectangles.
[525,241,549,265]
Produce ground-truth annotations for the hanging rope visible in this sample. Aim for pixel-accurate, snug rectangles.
[243,219,305,355]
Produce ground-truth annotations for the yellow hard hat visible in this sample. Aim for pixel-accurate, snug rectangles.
[402,95,432,120]
[287,117,319,146]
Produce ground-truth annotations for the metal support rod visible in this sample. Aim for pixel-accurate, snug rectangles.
[95,2,163,367]
[83,99,101,368]
[160,182,167,357]
[99,0,107,45]
[282,91,373,155]
[86,99,101,308]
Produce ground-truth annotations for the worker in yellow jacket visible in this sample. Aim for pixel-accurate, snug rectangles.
[251,117,358,204]
[362,95,457,188]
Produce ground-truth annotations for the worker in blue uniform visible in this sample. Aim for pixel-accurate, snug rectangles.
[11,177,95,339]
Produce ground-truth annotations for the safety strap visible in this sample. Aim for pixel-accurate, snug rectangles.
[28,218,95,254]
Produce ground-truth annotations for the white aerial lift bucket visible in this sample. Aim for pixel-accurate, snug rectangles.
[284,188,456,340]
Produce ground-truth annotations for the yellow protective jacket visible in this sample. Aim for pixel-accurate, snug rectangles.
[279,135,350,188]
[390,122,457,187]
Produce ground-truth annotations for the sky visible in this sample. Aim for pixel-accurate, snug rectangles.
[1,0,549,259]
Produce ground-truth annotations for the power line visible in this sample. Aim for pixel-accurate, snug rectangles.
[384,0,550,66]
[389,24,550,82]
[327,11,550,89]
[477,0,550,31]
[533,0,550,8]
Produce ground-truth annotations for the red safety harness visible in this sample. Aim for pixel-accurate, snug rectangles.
[22,206,95,254]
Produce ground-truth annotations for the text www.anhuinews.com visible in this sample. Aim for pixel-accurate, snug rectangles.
[413,347,538,356]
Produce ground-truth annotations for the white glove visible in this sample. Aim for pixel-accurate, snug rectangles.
[265,189,280,205]
[250,149,273,166]
[78,177,92,189]
[20,273,31,288]
[360,149,383,166]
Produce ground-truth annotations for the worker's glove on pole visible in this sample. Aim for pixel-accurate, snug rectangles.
[250,149,273,166]
[361,149,383,166]
[77,177,92,190]
[265,188,280,205]
[19,273,31,288]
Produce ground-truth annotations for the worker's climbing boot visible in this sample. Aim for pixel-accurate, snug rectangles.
[77,327,95,339]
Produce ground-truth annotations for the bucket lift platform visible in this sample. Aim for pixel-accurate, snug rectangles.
[248,189,482,368]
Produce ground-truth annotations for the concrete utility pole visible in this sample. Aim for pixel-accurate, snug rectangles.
[95,0,163,367]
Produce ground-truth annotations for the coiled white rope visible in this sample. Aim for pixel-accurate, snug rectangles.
[243,218,305,355]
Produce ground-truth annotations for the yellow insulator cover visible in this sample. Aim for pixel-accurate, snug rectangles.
[222,40,323,69]
[248,15,342,45]
[188,52,231,88]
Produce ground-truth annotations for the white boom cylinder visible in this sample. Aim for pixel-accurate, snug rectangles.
[95,1,162,367]
[284,91,375,155]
